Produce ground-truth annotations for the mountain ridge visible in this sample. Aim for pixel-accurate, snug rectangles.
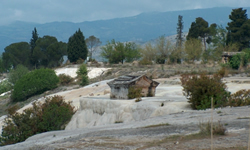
[0,7,250,54]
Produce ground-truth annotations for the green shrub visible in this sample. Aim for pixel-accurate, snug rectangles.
[0,80,13,95]
[11,68,59,102]
[8,65,29,85]
[77,64,88,77]
[181,73,230,110]
[80,75,89,86]
[227,89,250,106]
[77,64,89,86]
[229,53,249,69]
[128,86,142,99]
[0,95,75,146]
[58,73,73,85]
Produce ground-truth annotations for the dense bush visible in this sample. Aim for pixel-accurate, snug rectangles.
[0,95,75,146]
[227,89,250,106]
[58,73,73,85]
[229,53,249,69]
[11,68,59,102]
[181,73,230,110]
[8,64,29,85]
[0,80,13,95]
[77,64,89,86]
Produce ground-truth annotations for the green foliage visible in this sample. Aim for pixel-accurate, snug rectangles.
[32,36,67,68]
[181,73,230,110]
[58,74,73,85]
[140,42,156,64]
[229,53,249,69]
[226,8,250,50]
[77,64,89,86]
[11,68,59,102]
[30,27,39,67]
[67,29,88,63]
[0,95,75,146]
[128,86,142,99]
[77,64,88,77]
[8,64,29,85]
[0,55,4,73]
[176,15,184,48]
[0,80,13,95]
[184,38,202,63]
[2,42,31,69]
[228,89,250,106]
[187,17,216,50]
[100,39,141,64]
[80,75,89,86]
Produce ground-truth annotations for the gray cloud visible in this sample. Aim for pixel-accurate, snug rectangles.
[0,0,250,25]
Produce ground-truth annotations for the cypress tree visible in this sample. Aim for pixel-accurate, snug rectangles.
[67,29,88,63]
[226,8,250,50]
[176,15,184,48]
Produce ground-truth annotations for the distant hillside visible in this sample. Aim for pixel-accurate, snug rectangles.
[0,7,250,54]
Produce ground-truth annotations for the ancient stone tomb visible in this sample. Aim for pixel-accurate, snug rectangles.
[107,75,159,99]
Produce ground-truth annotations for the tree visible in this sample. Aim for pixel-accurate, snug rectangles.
[2,42,30,69]
[86,35,102,60]
[0,55,4,73]
[184,38,202,63]
[100,40,141,64]
[67,29,88,63]
[187,17,216,50]
[30,27,39,68]
[226,8,250,50]
[176,15,184,48]
[31,36,67,68]
[155,36,173,64]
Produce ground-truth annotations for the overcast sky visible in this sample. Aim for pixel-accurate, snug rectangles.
[1,0,250,25]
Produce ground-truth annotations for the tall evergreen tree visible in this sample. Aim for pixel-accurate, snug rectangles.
[226,8,250,50]
[67,29,88,63]
[30,27,39,68]
[176,15,184,48]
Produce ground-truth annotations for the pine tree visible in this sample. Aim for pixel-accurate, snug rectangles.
[226,8,250,50]
[67,29,88,63]
[176,15,184,48]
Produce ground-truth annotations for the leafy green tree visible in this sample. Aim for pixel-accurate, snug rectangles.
[226,8,250,50]
[67,29,88,63]
[184,38,202,63]
[8,65,29,85]
[86,35,102,60]
[0,80,13,95]
[32,36,67,68]
[30,27,39,67]
[176,15,184,48]
[100,40,141,64]
[11,68,59,102]
[2,42,30,69]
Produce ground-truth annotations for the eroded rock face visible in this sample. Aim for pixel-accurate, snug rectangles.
[65,97,190,130]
